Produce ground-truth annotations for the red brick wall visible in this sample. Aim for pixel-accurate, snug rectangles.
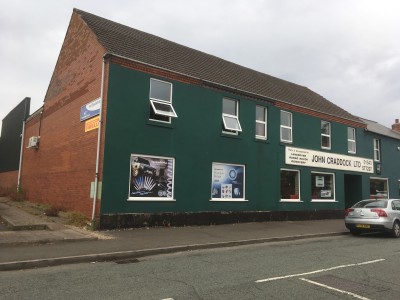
[20,12,107,218]
[0,170,18,194]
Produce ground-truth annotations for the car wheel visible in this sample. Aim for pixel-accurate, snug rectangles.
[350,229,361,236]
[392,221,400,238]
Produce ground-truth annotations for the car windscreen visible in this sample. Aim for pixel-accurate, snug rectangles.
[353,200,388,209]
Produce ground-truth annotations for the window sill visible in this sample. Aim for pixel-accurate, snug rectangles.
[221,132,241,139]
[127,198,176,202]
[147,119,174,128]
[210,199,248,202]
[280,200,303,203]
[311,200,337,202]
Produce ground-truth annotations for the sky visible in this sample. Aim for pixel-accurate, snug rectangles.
[1,0,399,133]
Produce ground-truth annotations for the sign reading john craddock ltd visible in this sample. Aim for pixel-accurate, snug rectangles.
[285,146,373,173]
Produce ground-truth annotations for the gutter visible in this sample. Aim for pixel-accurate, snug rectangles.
[91,55,107,226]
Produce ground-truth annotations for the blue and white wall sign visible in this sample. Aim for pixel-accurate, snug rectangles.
[80,98,101,121]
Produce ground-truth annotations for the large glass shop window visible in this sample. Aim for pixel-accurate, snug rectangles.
[311,172,335,201]
[280,169,300,200]
[370,178,388,199]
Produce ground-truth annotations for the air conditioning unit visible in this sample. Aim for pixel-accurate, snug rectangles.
[27,136,40,148]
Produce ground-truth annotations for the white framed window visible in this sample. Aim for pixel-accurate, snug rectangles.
[280,111,292,143]
[222,98,242,134]
[311,172,336,202]
[280,169,300,201]
[211,162,246,201]
[255,106,267,140]
[321,121,331,149]
[347,127,356,154]
[373,139,381,162]
[149,78,177,123]
[369,177,388,199]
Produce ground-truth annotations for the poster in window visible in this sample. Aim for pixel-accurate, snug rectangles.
[129,154,174,200]
[211,163,245,200]
[315,176,324,187]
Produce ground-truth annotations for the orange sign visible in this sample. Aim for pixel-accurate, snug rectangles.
[85,116,100,132]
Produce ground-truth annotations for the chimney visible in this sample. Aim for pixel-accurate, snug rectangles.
[392,119,400,132]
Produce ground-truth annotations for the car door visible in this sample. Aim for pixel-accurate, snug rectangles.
[392,200,400,220]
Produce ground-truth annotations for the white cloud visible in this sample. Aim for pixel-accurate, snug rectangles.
[0,0,399,127]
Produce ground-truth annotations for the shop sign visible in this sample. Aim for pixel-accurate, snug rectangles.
[84,116,100,132]
[129,154,175,200]
[80,98,101,121]
[211,163,245,200]
[286,146,374,173]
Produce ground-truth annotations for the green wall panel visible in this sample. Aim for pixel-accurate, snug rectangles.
[100,63,400,215]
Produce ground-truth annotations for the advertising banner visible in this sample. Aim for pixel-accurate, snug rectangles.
[285,146,374,173]
[80,98,101,121]
[211,163,245,200]
[129,154,174,200]
[84,116,100,132]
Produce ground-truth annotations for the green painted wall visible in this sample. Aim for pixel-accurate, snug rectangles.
[101,63,400,214]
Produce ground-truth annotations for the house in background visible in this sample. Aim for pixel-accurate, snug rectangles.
[2,9,400,228]
[0,97,30,193]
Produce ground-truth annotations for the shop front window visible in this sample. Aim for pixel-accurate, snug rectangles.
[280,169,300,201]
[370,178,388,199]
[311,172,335,201]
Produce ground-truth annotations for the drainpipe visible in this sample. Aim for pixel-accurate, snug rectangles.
[17,120,26,192]
[91,56,107,227]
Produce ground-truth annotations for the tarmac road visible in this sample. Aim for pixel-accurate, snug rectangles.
[1,234,400,299]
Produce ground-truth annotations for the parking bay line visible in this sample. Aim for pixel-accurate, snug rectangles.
[300,278,370,300]
[255,258,385,283]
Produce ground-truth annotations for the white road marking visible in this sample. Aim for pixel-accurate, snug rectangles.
[255,258,385,283]
[300,278,371,300]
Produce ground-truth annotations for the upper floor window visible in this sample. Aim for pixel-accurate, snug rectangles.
[222,98,242,134]
[280,111,292,143]
[321,121,331,149]
[347,127,356,154]
[255,106,267,140]
[149,78,177,123]
[373,139,381,162]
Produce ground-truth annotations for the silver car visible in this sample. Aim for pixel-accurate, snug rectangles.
[345,199,400,237]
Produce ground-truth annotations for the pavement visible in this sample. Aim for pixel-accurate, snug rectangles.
[0,197,349,271]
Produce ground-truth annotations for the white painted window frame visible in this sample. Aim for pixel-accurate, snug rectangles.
[370,177,389,199]
[280,111,293,143]
[321,121,331,150]
[373,139,381,162]
[255,105,267,140]
[347,127,356,154]
[311,171,336,202]
[222,98,242,134]
[149,78,176,123]
[280,168,301,202]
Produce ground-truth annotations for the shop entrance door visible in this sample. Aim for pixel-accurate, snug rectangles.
[344,174,362,208]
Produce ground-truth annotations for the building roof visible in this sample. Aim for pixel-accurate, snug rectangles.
[361,118,400,140]
[74,8,361,124]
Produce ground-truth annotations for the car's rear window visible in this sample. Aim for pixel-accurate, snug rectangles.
[353,200,388,208]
